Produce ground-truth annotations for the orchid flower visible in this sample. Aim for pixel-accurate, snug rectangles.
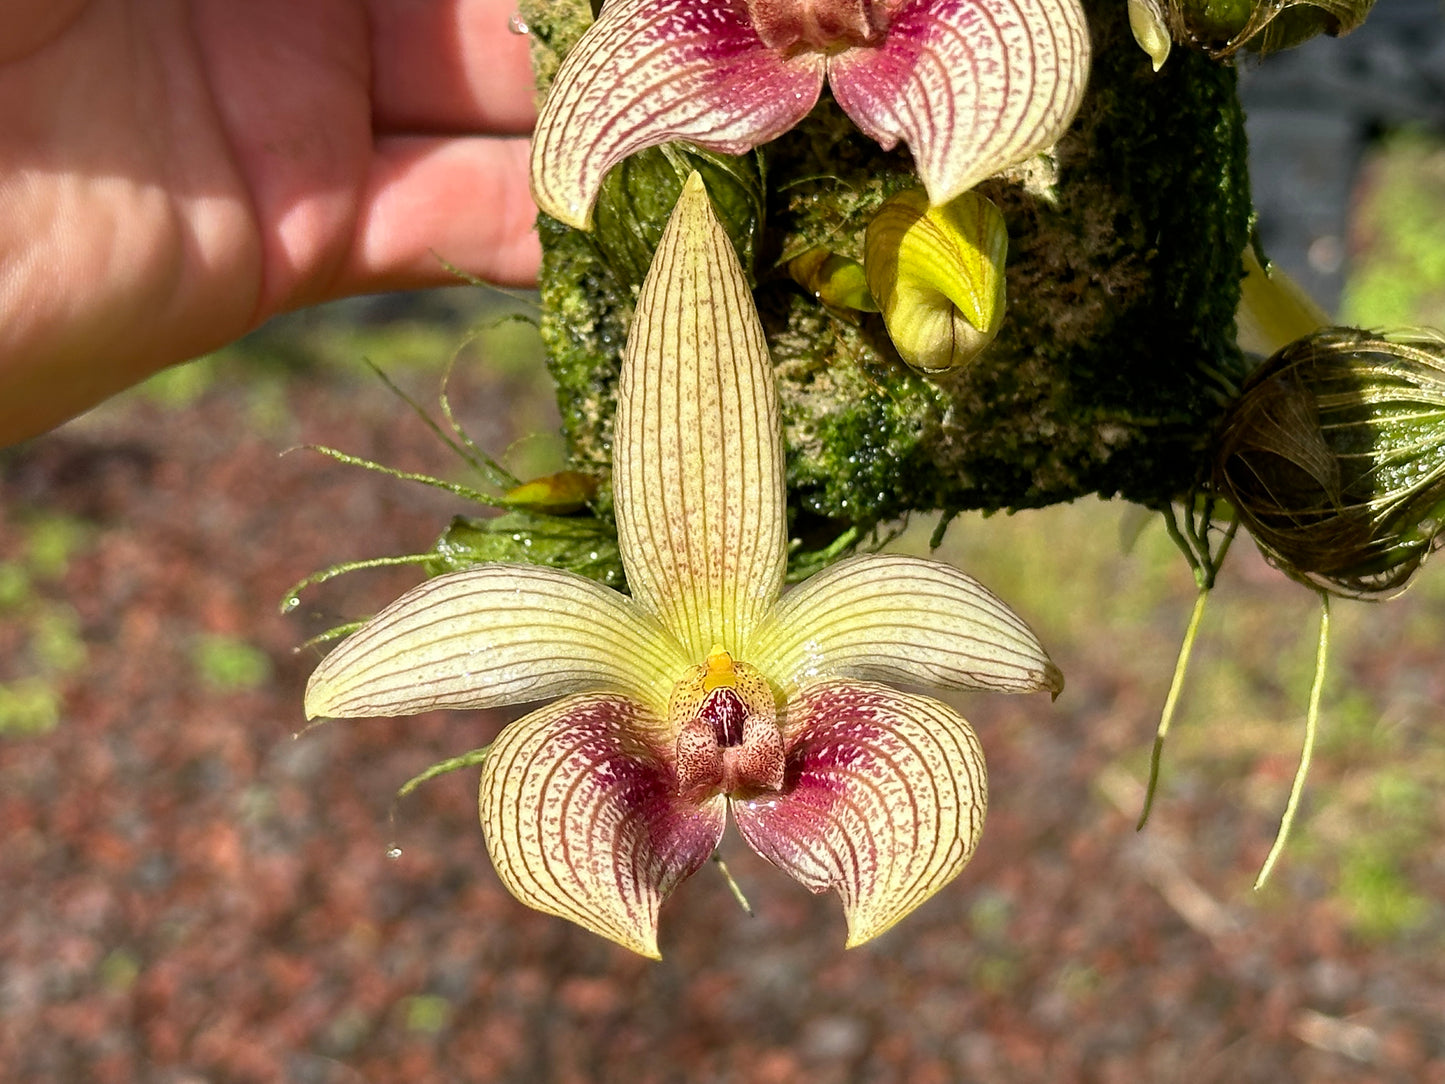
[305,175,1062,957]
[530,0,1092,230]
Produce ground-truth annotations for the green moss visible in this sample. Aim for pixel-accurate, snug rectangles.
[523,0,1252,569]
[0,563,30,610]
[30,605,86,675]
[24,513,90,581]
[98,949,141,994]
[139,356,221,409]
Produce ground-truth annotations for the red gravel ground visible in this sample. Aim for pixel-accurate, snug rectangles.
[3,340,1443,1083]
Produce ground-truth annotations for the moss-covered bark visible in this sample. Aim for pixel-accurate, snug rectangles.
[520,0,1252,544]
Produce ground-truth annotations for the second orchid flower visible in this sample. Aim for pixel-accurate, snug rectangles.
[306,175,1061,957]
[531,0,1092,230]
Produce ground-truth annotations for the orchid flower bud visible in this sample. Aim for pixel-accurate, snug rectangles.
[1235,244,1331,358]
[1171,0,1376,58]
[1214,327,1445,597]
[787,248,879,313]
[1128,0,1173,70]
[864,188,1008,373]
[503,470,599,515]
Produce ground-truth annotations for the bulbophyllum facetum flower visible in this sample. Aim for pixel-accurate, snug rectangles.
[530,0,1092,230]
[305,175,1062,957]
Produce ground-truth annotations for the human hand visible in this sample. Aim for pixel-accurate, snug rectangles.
[0,0,540,445]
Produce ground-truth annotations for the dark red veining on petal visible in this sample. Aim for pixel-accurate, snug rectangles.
[704,687,748,746]
[674,688,785,800]
[479,694,727,952]
[731,680,986,923]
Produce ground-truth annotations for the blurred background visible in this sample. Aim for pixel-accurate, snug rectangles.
[3,2,1444,1080]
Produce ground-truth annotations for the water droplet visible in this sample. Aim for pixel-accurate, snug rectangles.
[507,12,529,34]
[282,596,300,613]
[386,846,403,860]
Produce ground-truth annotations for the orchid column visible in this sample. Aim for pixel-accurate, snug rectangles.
[519,0,1252,542]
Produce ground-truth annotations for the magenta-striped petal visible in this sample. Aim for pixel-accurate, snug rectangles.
[479,693,726,958]
[731,679,987,947]
[530,0,824,229]
[828,0,1091,206]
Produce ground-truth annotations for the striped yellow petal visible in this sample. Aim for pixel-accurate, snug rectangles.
[748,553,1063,702]
[304,565,686,721]
[480,693,727,958]
[613,173,788,661]
[732,679,987,948]
[865,188,1009,372]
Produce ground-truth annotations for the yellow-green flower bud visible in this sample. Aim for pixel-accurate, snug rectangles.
[1129,0,1173,70]
[1213,327,1445,597]
[504,470,599,515]
[787,248,879,313]
[864,189,1008,373]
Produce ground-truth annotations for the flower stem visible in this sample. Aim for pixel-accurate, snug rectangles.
[711,853,754,917]
[1139,509,1238,829]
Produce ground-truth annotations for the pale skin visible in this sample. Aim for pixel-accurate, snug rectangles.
[0,0,541,446]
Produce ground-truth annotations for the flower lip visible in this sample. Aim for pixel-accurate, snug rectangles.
[704,686,749,746]
[675,700,787,799]
[670,648,785,799]
[747,0,891,51]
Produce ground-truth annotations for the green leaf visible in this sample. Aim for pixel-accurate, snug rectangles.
[592,144,765,290]
[426,512,624,589]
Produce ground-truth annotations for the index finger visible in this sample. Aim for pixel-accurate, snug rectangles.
[368,0,538,136]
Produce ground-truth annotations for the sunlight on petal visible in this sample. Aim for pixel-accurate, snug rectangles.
[732,680,986,948]
[865,188,1009,371]
[530,0,824,228]
[828,0,1091,205]
[480,693,727,958]
[613,173,788,661]
[749,554,1063,700]
[304,565,687,721]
